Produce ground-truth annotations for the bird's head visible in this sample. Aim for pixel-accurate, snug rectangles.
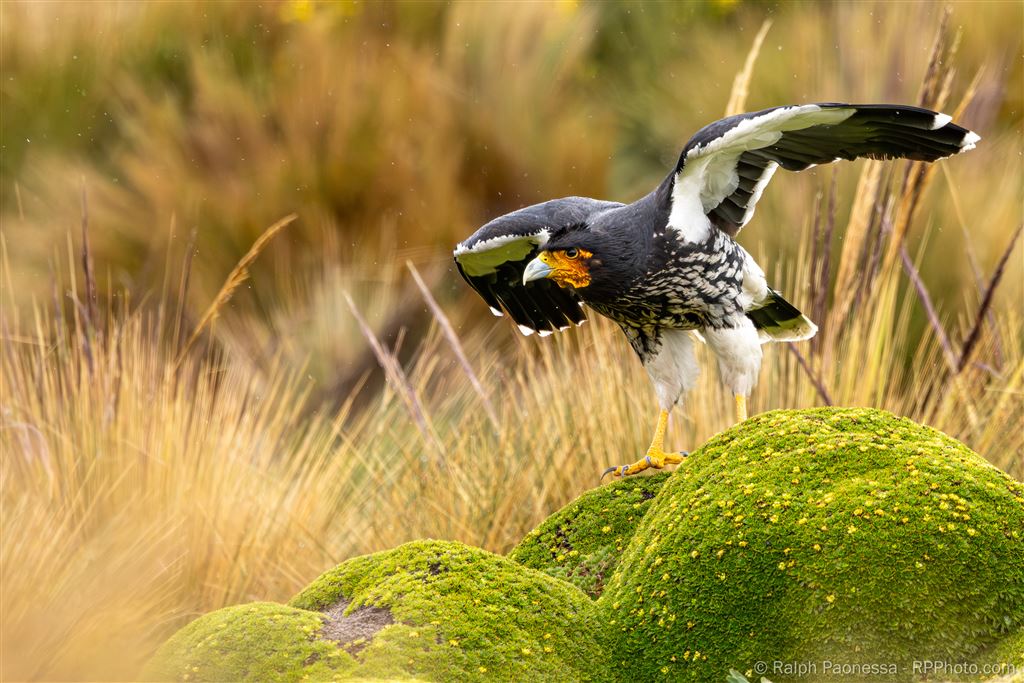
[522,246,596,289]
[521,228,629,300]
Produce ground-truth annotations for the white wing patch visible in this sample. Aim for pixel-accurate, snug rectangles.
[668,156,715,243]
[684,105,855,160]
[741,161,779,228]
[453,229,550,276]
[668,105,856,243]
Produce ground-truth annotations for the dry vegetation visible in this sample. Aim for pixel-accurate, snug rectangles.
[1,1,1021,680]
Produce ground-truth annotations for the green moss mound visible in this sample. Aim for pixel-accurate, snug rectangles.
[290,539,612,682]
[141,602,358,681]
[510,473,669,598]
[600,408,1024,682]
[145,540,612,682]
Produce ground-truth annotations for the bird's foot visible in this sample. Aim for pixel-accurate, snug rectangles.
[601,448,688,480]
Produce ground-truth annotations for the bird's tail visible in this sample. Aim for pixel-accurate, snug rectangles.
[747,289,818,343]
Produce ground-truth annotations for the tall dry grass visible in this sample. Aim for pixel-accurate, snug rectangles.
[2,196,1020,680]
[1,1,1022,681]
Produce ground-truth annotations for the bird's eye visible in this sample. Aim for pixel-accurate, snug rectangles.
[565,248,579,259]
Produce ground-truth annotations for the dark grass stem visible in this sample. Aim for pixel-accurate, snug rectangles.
[787,343,833,406]
[947,165,1005,368]
[809,172,836,357]
[80,184,98,329]
[956,224,1022,375]
[899,245,958,374]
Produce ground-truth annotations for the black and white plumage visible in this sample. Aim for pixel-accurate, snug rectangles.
[454,103,978,471]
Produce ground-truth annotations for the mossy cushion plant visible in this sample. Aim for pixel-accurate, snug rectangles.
[142,602,359,682]
[146,540,613,682]
[510,473,670,598]
[289,539,612,682]
[600,407,1024,682]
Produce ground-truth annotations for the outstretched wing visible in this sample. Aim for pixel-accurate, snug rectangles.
[454,197,621,336]
[667,103,980,241]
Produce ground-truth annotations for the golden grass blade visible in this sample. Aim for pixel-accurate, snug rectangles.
[407,261,499,431]
[342,290,447,468]
[830,160,882,324]
[916,7,954,110]
[884,11,961,272]
[725,19,772,117]
[175,213,296,365]
[952,65,985,122]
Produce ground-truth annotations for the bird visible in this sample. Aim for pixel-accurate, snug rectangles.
[453,103,978,478]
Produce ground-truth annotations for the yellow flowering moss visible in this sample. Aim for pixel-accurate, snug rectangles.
[599,408,1024,682]
[509,473,669,598]
[141,603,357,681]
[147,541,611,682]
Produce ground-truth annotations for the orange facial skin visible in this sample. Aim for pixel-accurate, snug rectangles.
[537,248,593,289]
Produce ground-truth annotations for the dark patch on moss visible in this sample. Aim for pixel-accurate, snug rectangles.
[600,408,1024,682]
[320,599,395,656]
[510,473,670,598]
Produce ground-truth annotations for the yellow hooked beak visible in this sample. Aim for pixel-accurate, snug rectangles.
[522,253,555,284]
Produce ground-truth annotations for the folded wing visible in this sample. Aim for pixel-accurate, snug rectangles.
[667,103,980,241]
[454,197,621,335]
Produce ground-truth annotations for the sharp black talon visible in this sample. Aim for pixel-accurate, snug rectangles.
[601,466,619,481]
[619,465,629,476]
[678,450,689,457]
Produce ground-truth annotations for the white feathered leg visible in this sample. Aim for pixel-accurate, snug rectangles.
[703,318,762,422]
[644,329,701,412]
[603,329,699,478]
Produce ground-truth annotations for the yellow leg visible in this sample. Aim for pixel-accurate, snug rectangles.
[602,410,688,479]
[649,408,669,453]
[735,394,748,423]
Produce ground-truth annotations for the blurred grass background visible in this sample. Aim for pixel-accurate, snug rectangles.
[1,0,1022,680]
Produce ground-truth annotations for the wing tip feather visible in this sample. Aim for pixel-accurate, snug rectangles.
[931,112,953,130]
[959,130,981,152]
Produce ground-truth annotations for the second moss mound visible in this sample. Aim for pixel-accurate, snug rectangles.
[510,473,669,598]
[141,602,358,681]
[290,539,612,682]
